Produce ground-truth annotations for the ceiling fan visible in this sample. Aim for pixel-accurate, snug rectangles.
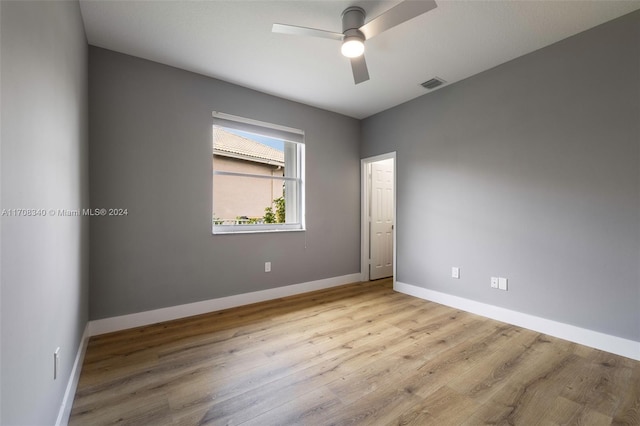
[272,1,438,85]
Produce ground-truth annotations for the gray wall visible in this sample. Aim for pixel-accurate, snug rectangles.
[0,1,89,425]
[362,11,640,342]
[89,47,361,320]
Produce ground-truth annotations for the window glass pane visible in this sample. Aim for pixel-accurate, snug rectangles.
[212,120,303,233]
[225,129,285,151]
[213,127,285,177]
[213,175,298,225]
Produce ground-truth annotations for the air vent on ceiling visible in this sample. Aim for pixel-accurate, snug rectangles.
[421,77,446,90]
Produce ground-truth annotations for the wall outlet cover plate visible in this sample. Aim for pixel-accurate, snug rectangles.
[491,277,499,288]
[451,267,460,279]
[498,277,508,291]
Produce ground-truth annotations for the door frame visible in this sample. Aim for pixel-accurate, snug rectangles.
[361,152,397,283]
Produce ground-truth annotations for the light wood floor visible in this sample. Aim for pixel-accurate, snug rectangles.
[70,279,639,425]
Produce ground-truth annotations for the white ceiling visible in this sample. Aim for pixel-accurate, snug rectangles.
[79,0,640,119]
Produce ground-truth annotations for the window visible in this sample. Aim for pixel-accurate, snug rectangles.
[212,112,305,233]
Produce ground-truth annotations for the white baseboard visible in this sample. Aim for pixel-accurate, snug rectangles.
[395,281,640,361]
[56,323,90,426]
[87,273,361,337]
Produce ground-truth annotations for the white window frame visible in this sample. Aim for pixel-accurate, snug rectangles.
[212,112,305,234]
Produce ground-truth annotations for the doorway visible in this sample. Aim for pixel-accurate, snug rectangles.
[361,153,396,283]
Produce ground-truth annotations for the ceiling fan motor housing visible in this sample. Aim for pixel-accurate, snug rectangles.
[342,6,365,39]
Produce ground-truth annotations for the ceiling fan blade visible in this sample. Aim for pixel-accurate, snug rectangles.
[359,0,437,40]
[272,23,343,41]
[350,55,370,84]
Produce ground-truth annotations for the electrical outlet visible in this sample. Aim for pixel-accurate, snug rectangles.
[451,267,460,279]
[490,277,499,289]
[54,347,60,380]
[498,277,508,291]
[265,262,271,272]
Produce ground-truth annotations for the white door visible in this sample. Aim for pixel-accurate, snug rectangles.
[369,158,394,280]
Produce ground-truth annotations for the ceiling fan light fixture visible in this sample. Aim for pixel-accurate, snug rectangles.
[341,35,364,58]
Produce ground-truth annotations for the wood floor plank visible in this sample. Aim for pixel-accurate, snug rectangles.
[69,278,640,425]
[233,386,344,426]
[540,396,613,425]
[397,323,523,400]
[166,319,408,422]
[560,350,635,417]
[461,352,589,425]
[388,385,480,426]
[320,376,428,426]
[448,329,556,404]
[324,313,500,405]
[611,363,640,425]
[169,321,412,424]
[69,388,172,426]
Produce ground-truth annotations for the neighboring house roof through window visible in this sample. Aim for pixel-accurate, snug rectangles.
[213,127,284,167]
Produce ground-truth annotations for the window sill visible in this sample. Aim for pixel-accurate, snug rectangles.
[212,227,306,235]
